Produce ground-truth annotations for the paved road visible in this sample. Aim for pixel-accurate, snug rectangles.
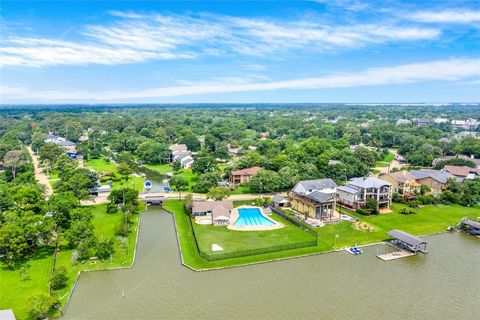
[26,146,53,198]
[140,191,287,201]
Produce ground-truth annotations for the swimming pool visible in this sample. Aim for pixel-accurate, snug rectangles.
[234,208,275,227]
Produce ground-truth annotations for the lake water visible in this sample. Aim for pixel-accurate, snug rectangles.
[63,208,480,320]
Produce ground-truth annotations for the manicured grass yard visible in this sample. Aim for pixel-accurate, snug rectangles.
[85,157,144,193]
[193,214,315,255]
[0,204,141,319]
[164,199,480,270]
[0,248,54,320]
[375,152,395,167]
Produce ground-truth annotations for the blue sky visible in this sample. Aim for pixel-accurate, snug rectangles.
[1,0,479,103]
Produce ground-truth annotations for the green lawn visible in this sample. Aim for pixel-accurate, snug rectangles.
[0,204,141,319]
[85,157,144,193]
[144,163,198,192]
[230,184,252,195]
[193,214,315,255]
[375,152,395,167]
[0,248,54,320]
[164,199,480,270]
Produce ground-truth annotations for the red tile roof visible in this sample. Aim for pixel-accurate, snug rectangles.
[231,166,262,176]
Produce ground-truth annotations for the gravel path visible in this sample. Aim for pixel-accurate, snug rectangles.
[26,146,53,198]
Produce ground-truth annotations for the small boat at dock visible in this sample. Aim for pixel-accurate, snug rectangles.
[346,247,363,255]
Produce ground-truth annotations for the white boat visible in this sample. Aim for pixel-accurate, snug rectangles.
[346,247,363,255]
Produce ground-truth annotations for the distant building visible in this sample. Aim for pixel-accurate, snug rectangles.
[432,155,480,169]
[229,166,262,184]
[433,118,448,124]
[416,118,430,127]
[191,201,233,225]
[451,118,478,131]
[227,145,242,157]
[409,169,455,196]
[442,165,480,181]
[395,119,411,126]
[290,179,338,220]
[337,177,392,210]
[44,133,77,158]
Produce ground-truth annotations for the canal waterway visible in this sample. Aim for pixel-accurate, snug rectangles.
[64,208,480,320]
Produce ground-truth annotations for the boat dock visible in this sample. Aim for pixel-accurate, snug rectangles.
[376,230,428,261]
[377,248,415,261]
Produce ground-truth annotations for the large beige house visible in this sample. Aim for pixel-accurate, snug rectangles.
[379,171,420,198]
[409,170,455,196]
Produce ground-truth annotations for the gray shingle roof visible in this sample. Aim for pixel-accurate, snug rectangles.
[272,194,289,203]
[305,191,335,203]
[387,230,427,246]
[296,179,337,191]
[348,177,391,189]
[337,185,358,194]
[409,169,454,184]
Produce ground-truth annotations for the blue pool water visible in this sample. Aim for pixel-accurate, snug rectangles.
[234,208,275,227]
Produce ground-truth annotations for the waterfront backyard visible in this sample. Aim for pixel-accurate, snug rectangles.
[164,199,480,270]
[0,204,140,319]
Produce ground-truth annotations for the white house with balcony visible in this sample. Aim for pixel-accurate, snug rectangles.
[337,177,392,210]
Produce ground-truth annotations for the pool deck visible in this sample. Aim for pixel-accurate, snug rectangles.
[228,205,284,231]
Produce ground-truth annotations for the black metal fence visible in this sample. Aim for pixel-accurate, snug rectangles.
[186,205,318,262]
[269,206,318,238]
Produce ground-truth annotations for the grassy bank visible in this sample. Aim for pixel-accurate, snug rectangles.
[0,204,141,319]
[165,199,480,270]
[144,163,198,191]
[375,152,395,167]
[85,157,144,193]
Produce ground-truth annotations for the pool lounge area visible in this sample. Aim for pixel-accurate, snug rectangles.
[228,206,284,231]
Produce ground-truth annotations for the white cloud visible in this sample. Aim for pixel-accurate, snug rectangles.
[408,9,480,24]
[0,11,441,67]
[3,58,478,101]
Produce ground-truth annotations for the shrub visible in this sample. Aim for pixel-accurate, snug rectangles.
[392,192,406,204]
[356,208,371,215]
[51,266,68,290]
[115,221,130,237]
[27,293,58,320]
[96,238,115,260]
[408,200,421,208]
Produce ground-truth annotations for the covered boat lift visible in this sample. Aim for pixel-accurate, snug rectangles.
[458,218,480,235]
[386,230,428,253]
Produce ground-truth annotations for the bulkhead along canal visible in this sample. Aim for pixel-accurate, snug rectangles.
[64,208,480,320]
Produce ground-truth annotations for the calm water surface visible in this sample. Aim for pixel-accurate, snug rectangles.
[64,208,480,320]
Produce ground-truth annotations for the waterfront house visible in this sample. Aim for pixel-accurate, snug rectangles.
[379,171,420,198]
[442,165,480,181]
[169,144,194,168]
[337,177,392,210]
[191,200,233,225]
[409,169,455,196]
[229,166,262,184]
[290,179,338,220]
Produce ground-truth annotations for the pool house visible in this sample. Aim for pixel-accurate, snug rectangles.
[192,201,233,226]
